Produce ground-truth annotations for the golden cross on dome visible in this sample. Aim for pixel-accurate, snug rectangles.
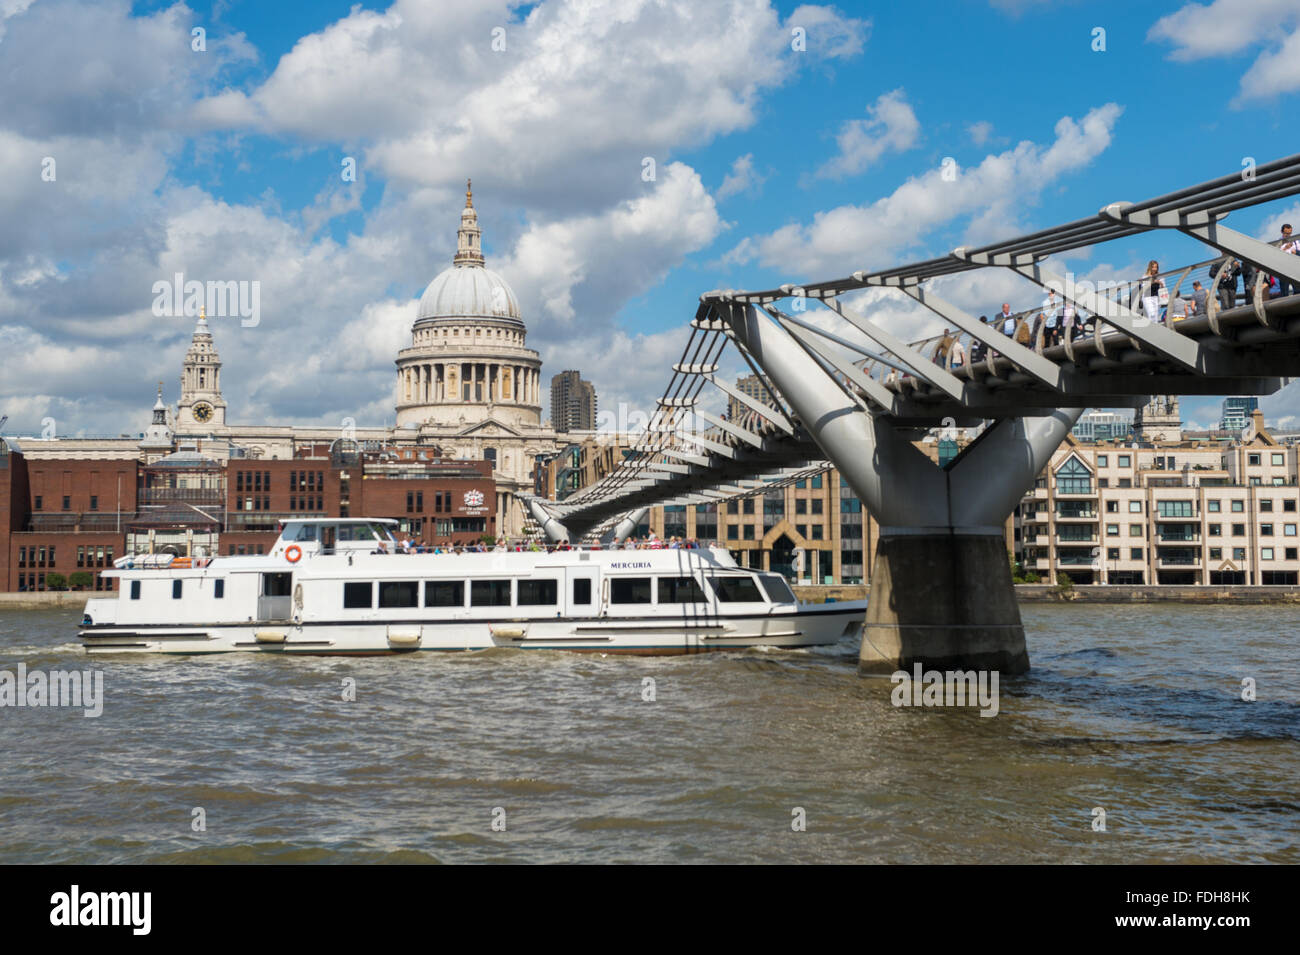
[466,178,473,208]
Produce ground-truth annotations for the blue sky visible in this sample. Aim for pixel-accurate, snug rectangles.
[3,0,1300,437]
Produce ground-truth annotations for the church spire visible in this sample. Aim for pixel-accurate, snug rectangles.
[453,178,485,268]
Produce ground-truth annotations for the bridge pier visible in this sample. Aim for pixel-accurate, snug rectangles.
[859,532,1026,674]
[731,304,1078,675]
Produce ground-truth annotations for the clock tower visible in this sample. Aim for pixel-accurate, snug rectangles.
[176,308,228,430]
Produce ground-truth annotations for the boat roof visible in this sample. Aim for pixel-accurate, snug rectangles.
[279,517,399,526]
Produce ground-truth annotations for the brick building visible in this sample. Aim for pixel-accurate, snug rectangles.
[0,439,496,593]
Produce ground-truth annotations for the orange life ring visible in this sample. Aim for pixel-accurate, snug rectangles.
[285,545,303,564]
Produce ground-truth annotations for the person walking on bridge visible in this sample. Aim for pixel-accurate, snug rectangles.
[1279,223,1297,298]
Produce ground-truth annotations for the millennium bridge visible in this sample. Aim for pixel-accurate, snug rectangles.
[526,154,1300,676]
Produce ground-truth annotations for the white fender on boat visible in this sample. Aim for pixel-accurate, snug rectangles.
[490,626,527,639]
[254,630,287,644]
[387,630,421,647]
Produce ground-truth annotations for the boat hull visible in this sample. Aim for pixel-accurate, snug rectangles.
[78,603,867,655]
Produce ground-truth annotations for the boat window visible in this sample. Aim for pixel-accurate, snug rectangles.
[757,574,796,604]
[379,581,419,608]
[214,579,225,599]
[172,580,182,599]
[711,575,763,602]
[657,576,706,603]
[343,581,373,609]
[610,577,652,604]
[425,580,464,607]
[471,580,512,606]
[297,524,317,542]
[572,578,592,605]
[130,580,141,600]
[517,579,558,605]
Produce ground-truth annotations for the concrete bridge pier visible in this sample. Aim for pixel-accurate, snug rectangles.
[730,303,1077,675]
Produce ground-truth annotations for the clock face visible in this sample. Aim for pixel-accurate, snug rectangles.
[193,402,213,423]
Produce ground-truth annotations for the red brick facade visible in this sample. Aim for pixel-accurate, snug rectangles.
[0,446,497,592]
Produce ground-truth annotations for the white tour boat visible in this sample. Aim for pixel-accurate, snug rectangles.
[78,518,867,655]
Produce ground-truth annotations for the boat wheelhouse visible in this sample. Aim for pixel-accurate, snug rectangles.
[79,518,866,655]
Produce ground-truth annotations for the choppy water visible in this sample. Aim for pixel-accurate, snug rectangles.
[0,604,1296,863]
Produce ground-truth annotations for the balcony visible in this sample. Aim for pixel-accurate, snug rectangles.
[1055,532,1097,545]
[1157,556,1202,568]
[1055,507,1098,520]
[1157,530,1200,542]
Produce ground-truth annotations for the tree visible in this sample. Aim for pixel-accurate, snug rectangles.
[45,572,68,591]
[1056,572,1074,593]
[69,571,94,590]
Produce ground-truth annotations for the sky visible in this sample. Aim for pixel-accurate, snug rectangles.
[2,0,1300,439]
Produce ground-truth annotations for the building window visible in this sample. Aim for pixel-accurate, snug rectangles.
[1056,457,1092,494]
[1262,547,1274,560]
[1261,499,1274,512]
[1286,524,1298,537]
[1233,548,1247,561]
[1288,548,1298,560]
[1129,524,1143,537]
[1097,455,1108,467]
[90,496,98,511]
[795,499,807,515]
[1157,500,1193,518]
[34,496,41,510]
[1261,524,1274,536]
[1209,548,1222,560]
[1129,501,1142,513]
[1130,548,1143,560]
[1249,454,1261,466]
[1208,500,1221,512]
[1231,500,1245,512]
[1106,524,1119,536]
[1286,500,1297,512]
[1208,524,1222,536]
[1272,453,1285,466]
[62,495,71,510]
[1105,501,1118,513]
[1118,455,1131,467]
[1232,523,1246,536]
[1107,548,1120,559]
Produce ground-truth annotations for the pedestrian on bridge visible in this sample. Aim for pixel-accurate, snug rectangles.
[1040,289,1061,347]
[970,316,989,364]
[997,303,1015,338]
[1279,224,1297,298]
[1215,257,1240,311]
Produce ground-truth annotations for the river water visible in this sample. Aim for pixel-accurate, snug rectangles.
[0,604,1296,864]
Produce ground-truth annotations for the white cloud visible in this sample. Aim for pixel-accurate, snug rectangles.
[1148,0,1300,100]
[717,153,765,200]
[198,0,868,210]
[728,103,1123,278]
[967,120,993,146]
[814,88,920,180]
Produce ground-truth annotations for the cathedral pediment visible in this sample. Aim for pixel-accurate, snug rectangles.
[453,418,525,438]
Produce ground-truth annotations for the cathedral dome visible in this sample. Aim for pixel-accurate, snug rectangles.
[414,179,522,326]
[417,264,521,323]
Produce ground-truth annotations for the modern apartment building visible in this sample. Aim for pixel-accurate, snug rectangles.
[1017,410,1299,585]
